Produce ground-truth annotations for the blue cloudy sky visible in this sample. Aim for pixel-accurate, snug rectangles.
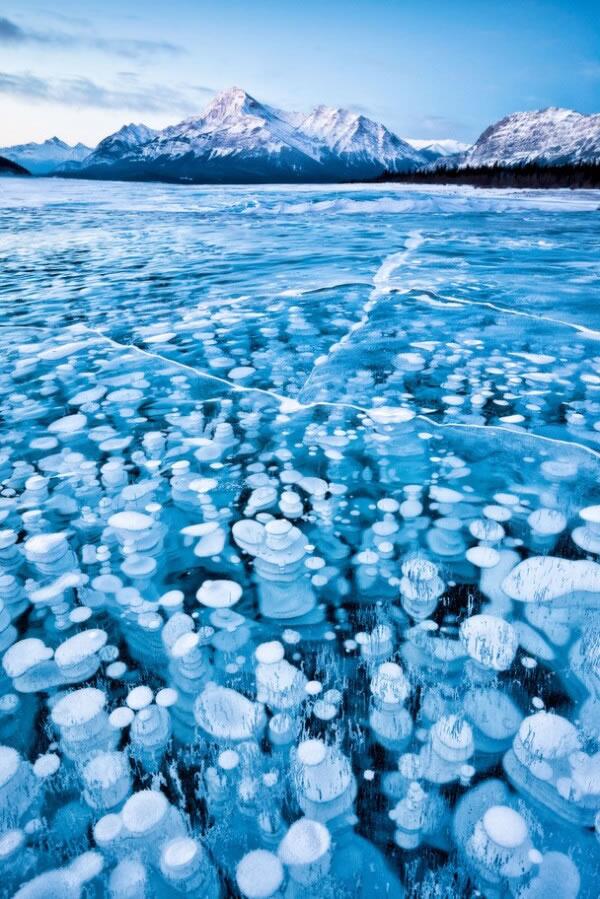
[1,0,599,146]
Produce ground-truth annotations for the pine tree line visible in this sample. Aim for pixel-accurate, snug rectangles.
[375,161,600,189]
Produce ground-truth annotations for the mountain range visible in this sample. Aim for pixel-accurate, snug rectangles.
[58,88,426,183]
[431,107,600,171]
[0,137,91,176]
[1,90,598,183]
[404,138,471,163]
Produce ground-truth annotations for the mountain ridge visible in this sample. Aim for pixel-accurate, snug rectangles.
[0,138,91,175]
[3,95,599,184]
[58,87,427,183]
[430,107,600,171]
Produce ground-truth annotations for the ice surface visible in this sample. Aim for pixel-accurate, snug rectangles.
[0,180,599,897]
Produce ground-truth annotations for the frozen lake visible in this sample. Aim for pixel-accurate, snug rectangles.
[0,179,599,897]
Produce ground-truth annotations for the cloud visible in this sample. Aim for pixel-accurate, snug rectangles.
[0,71,205,114]
[0,15,184,59]
[191,85,216,96]
[78,35,183,60]
[0,16,26,42]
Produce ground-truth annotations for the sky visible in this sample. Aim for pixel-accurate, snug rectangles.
[1,0,599,147]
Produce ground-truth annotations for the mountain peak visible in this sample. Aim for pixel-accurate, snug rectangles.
[202,87,261,122]
[300,104,423,167]
[113,123,157,142]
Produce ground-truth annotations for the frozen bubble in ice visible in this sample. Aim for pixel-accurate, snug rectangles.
[228,365,256,380]
[469,519,505,543]
[572,504,600,553]
[483,504,513,523]
[431,715,474,761]
[256,641,285,665]
[368,406,415,424]
[14,871,81,899]
[108,511,153,533]
[370,662,410,704]
[430,486,463,504]
[298,476,328,497]
[569,751,600,797]
[108,859,147,899]
[297,739,327,767]
[278,816,331,868]
[517,852,581,899]
[24,532,70,564]
[126,685,154,710]
[0,745,20,787]
[33,753,60,778]
[465,546,500,568]
[3,638,53,679]
[282,629,301,645]
[482,805,527,849]
[527,508,566,536]
[29,571,83,606]
[196,579,242,608]
[47,412,87,435]
[171,631,200,659]
[313,700,337,721]
[513,711,580,766]
[69,607,92,624]
[69,385,107,406]
[194,683,265,741]
[109,707,135,729]
[83,751,131,810]
[122,789,169,835]
[55,629,107,676]
[236,849,284,899]
[160,835,209,885]
[106,662,127,679]
[502,556,600,603]
[218,749,240,771]
[93,812,123,848]
[156,688,178,707]
[159,590,184,613]
[459,615,518,671]
[51,687,106,728]
[0,828,25,860]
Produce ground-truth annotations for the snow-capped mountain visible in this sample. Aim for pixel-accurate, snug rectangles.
[70,123,159,171]
[139,88,323,173]
[66,88,425,183]
[299,105,424,170]
[445,108,600,169]
[0,137,91,175]
[405,138,471,163]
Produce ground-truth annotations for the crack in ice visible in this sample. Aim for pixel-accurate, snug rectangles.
[407,290,600,340]
[79,326,600,464]
[298,231,425,396]
[4,318,599,464]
